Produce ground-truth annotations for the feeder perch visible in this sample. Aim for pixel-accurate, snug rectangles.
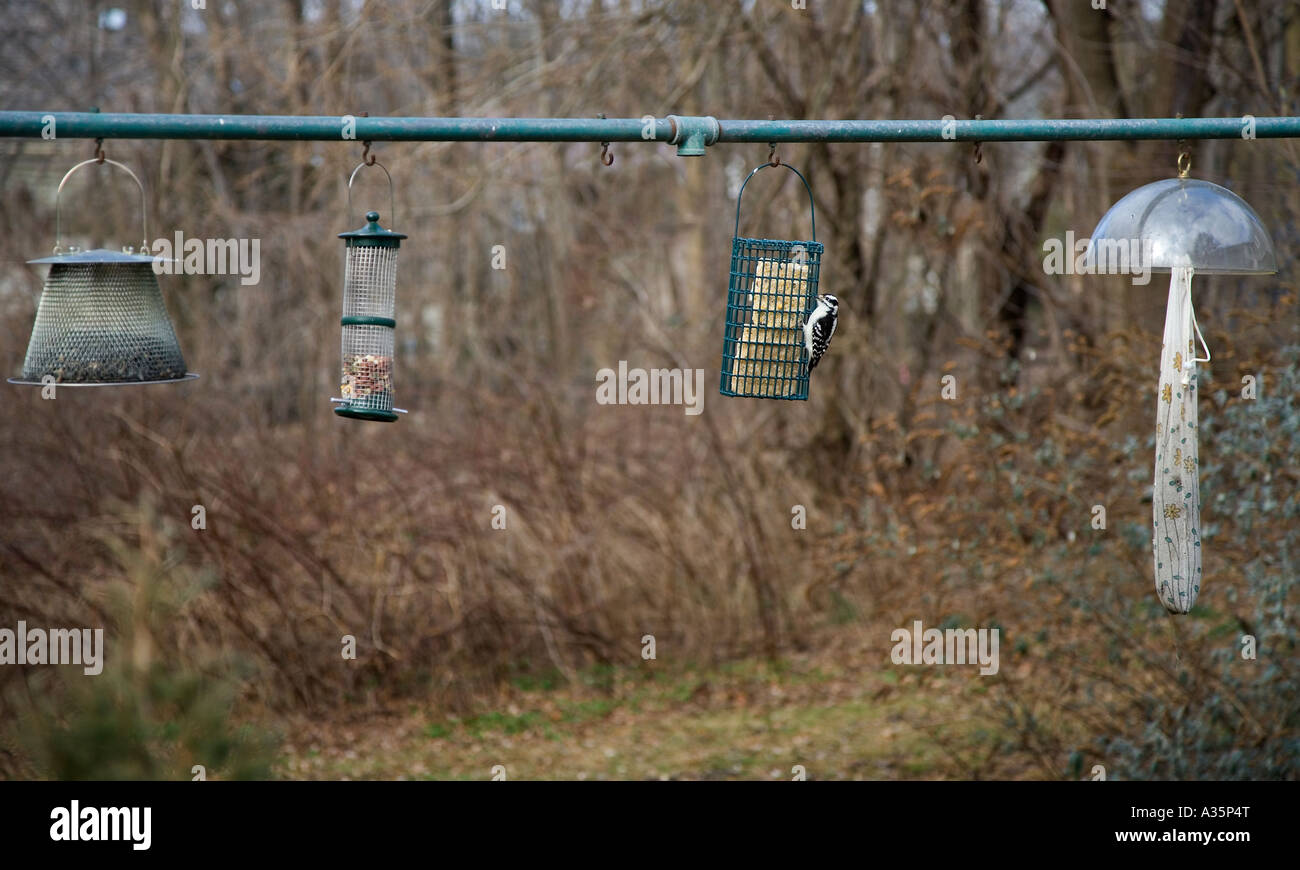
[719,162,823,400]
[1087,174,1276,613]
[10,158,195,386]
[333,161,407,422]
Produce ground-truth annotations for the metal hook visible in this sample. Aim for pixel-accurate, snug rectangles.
[765,113,780,166]
[972,114,983,165]
[356,111,377,166]
[93,138,105,164]
[597,113,613,167]
[1175,114,1191,178]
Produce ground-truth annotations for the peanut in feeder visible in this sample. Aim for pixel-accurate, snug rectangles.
[719,161,823,400]
[1087,164,1276,613]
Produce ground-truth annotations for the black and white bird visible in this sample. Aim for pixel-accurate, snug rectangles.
[803,294,839,371]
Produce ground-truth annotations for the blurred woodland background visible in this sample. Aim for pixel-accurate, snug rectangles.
[0,0,1297,780]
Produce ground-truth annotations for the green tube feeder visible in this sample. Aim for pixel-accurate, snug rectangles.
[332,162,407,422]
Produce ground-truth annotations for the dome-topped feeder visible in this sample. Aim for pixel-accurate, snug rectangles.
[1087,176,1276,276]
[10,157,195,386]
[1086,162,1277,613]
[331,159,407,422]
[719,160,823,400]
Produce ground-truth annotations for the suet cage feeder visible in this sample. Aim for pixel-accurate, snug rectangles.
[1087,170,1277,613]
[10,158,195,386]
[332,161,407,422]
[719,162,823,400]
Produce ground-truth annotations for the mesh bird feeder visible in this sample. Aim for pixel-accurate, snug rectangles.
[10,157,195,386]
[332,161,407,422]
[719,161,823,400]
[1086,160,1277,613]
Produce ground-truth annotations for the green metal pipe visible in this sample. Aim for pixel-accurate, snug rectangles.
[0,112,673,142]
[718,116,1300,142]
[0,111,1296,144]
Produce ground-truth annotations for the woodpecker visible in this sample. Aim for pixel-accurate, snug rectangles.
[803,294,839,371]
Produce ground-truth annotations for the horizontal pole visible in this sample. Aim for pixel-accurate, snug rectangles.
[0,112,1297,144]
[0,113,674,142]
[719,116,1300,142]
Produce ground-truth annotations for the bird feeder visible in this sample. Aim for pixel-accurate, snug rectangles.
[332,161,407,422]
[719,161,823,400]
[10,158,195,386]
[1086,166,1277,613]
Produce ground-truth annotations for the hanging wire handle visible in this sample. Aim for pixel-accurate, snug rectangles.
[767,142,780,167]
[347,160,397,225]
[733,161,817,243]
[53,156,148,255]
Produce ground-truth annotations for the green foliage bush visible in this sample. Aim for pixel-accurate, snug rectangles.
[1100,347,1300,779]
[20,662,278,781]
[11,501,279,781]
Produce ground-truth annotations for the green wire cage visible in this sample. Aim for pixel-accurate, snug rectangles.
[719,161,823,400]
[332,161,407,422]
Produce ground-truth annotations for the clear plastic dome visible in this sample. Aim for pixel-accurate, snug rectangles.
[1086,177,1277,276]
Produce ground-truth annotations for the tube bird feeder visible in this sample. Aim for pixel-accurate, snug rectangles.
[332,161,407,422]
